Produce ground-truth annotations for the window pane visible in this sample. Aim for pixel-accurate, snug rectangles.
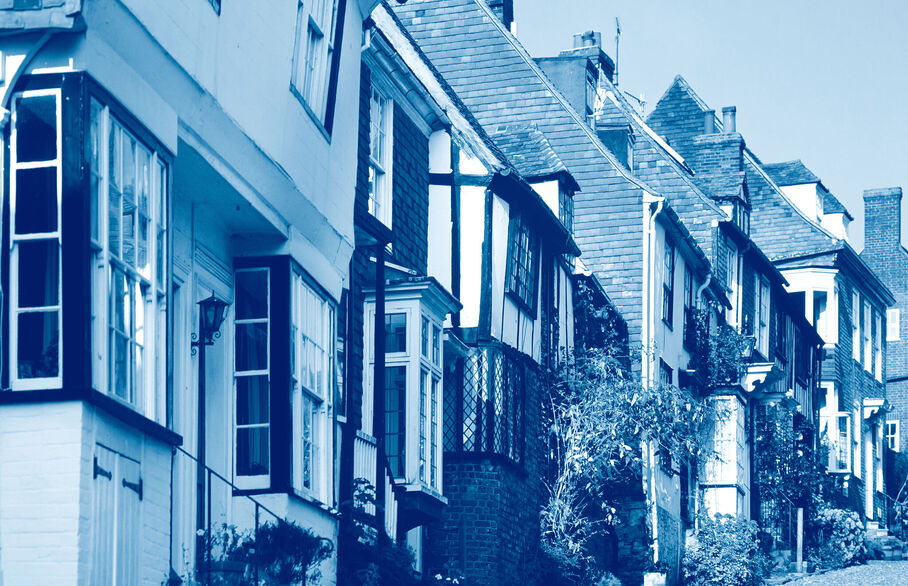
[237,375,269,426]
[90,100,103,243]
[16,95,56,163]
[236,323,268,372]
[15,167,57,234]
[111,332,130,401]
[136,146,151,275]
[237,427,269,476]
[302,397,314,489]
[121,133,137,268]
[18,240,58,307]
[432,325,440,365]
[385,365,406,477]
[236,270,268,320]
[421,316,429,357]
[17,311,58,379]
[156,162,167,289]
[385,313,407,353]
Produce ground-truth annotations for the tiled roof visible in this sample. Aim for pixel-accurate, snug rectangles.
[821,190,853,219]
[762,160,820,186]
[390,0,715,343]
[693,172,747,202]
[647,76,844,261]
[489,124,578,189]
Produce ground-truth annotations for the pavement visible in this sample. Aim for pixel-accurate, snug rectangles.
[783,561,908,585]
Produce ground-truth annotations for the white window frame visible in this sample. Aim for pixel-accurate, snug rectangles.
[234,268,271,490]
[887,308,901,342]
[819,384,851,473]
[726,240,738,327]
[9,89,63,391]
[756,276,770,357]
[365,299,444,490]
[852,290,860,361]
[86,97,168,421]
[290,271,335,503]
[290,0,339,123]
[367,85,393,227]
[886,420,900,452]
[864,300,872,373]
[874,312,882,382]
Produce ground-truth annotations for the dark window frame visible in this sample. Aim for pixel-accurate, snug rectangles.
[505,213,540,316]
[662,240,675,328]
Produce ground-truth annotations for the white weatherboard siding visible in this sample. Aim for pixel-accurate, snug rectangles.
[0,402,172,585]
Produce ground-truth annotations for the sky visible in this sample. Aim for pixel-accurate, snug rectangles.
[514,0,908,250]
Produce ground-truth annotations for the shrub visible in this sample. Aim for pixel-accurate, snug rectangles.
[682,515,770,586]
[807,508,867,570]
[199,520,333,585]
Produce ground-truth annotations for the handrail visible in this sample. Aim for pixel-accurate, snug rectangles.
[174,445,288,525]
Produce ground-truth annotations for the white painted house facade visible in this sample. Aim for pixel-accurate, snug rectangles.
[0,0,383,583]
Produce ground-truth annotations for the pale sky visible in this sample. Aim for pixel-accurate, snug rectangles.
[515,0,908,250]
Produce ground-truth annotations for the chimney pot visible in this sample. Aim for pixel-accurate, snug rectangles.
[703,110,715,134]
[722,106,736,133]
[573,30,601,49]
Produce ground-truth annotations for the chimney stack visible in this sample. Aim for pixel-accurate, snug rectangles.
[487,0,514,33]
[722,106,736,133]
[863,187,903,255]
[703,110,715,134]
[573,30,602,49]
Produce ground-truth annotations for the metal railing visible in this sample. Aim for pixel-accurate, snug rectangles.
[173,446,331,585]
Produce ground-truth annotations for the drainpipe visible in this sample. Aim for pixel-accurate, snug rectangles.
[372,243,387,538]
[641,192,664,566]
[696,272,712,308]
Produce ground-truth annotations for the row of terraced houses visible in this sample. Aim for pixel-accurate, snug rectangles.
[0,0,904,585]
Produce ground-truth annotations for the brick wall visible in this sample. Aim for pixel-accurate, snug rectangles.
[862,188,908,451]
[688,133,744,175]
[427,366,543,586]
[390,102,430,274]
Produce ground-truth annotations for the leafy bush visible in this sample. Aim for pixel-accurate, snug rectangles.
[682,515,770,586]
[807,508,867,570]
[199,520,333,585]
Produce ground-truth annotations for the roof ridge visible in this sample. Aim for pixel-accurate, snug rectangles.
[465,0,655,192]
[597,82,726,220]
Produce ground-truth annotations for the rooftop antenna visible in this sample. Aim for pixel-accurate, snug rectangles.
[614,17,621,87]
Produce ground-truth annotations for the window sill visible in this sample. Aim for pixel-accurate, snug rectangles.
[290,85,331,143]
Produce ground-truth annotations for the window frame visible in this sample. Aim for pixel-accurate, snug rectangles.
[367,85,393,227]
[290,0,341,129]
[852,290,861,361]
[662,240,675,328]
[505,213,540,316]
[725,240,739,327]
[863,300,872,373]
[873,311,882,382]
[886,421,900,452]
[234,267,272,490]
[755,276,770,357]
[9,88,64,391]
[887,308,901,342]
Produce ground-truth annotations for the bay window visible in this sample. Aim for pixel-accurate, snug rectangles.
[364,279,455,491]
[6,77,170,426]
[233,258,337,501]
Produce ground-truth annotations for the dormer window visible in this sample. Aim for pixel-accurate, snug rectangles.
[559,188,574,234]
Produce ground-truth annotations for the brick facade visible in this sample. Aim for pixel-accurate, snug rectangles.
[862,188,908,457]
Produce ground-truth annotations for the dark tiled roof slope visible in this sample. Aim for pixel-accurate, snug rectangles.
[594,86,725,260]
[489,124,570,181]
[762,160,820,186]
[391,0,698,342]
[693,172,747,202]
[647,76,843,261]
